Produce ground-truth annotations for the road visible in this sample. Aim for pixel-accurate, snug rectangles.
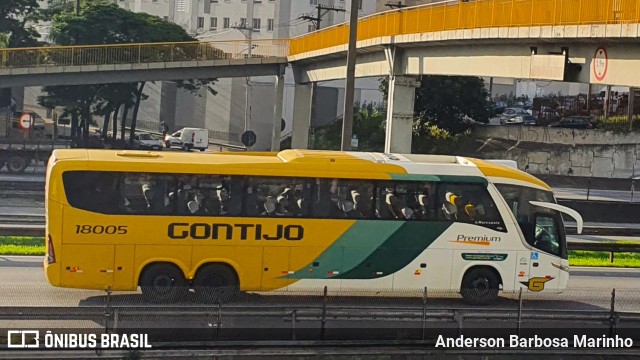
[0,256,639,311]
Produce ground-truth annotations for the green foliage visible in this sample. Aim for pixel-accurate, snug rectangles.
[593,115,640,133]
[0,236,44,246]
[0,0,41,47]
[415,75,491,134]
[569,250,640,268]
[0,236,45,255]
[411,121,468,155]
[39,2,218,147]
[310,103,386,152]
[379,75,490,153]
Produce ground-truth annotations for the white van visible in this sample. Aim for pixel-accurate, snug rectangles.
[164,127,209,151]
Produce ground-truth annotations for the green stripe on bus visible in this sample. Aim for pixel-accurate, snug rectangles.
[287,221,403,279]
[335,221,452,279]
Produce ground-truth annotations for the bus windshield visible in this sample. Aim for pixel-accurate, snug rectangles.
[495,184,567,260]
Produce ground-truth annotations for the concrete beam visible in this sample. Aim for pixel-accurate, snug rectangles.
[0,62,287,87]
[291,83,314,149]
[296,51,389,84]
[384,76,420,154]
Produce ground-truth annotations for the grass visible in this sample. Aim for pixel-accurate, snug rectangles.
[2,236,640,268]
[0,236,45,255]
[568,250,640,268]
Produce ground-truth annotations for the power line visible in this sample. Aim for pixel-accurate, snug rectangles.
[299,4,346,31]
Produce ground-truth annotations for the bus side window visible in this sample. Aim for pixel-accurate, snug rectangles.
[437,182,505,231]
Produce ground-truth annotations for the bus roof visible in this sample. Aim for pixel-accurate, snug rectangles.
[50,149,550,190]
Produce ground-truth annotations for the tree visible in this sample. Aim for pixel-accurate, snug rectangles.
[0,0,41,47]
[39,3,218,147]
[379,75,490,154]
[310,103,386,152]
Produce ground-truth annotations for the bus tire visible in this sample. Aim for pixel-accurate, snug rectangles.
[460,267,500,305]
[6,155,29,174]
[193,263,239,303]
[139,263,188,303]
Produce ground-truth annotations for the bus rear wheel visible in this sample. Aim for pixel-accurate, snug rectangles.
[193,264,239,303]
[139,263,187,303]
[460,268,500,305]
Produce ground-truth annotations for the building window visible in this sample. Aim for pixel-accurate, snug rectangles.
[176,0,186,12]
[211,0,218,2]
[308,24,316,33]
[197,17,205,29]
[252,18,261,32]
[358,0,362,10]
[223,17,230,29]
[240,17,247,27]
[310,0,317,5]
[267,19,274,32]
[210,17,217,29]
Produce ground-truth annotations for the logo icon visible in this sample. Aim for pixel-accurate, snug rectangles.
[520,277,553,292]
[531,252,539,261]
[7,330,40,348]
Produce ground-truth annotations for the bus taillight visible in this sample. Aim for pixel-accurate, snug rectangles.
[47,235,56,264]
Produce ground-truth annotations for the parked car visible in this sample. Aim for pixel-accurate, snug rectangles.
[164,127,209,151]
[504,115,538,126]
[492,101,508,114]
[499,108,529,124]
[548,116,598,129]
[134,133,163,150]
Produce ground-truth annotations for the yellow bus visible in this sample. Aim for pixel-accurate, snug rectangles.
[44,149,582,304]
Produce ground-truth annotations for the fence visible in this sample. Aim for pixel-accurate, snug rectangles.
[0,39,290,69]
[290,0,640,55]
[0,286,639,348]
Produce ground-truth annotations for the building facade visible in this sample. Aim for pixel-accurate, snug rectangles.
[116,0,381,150]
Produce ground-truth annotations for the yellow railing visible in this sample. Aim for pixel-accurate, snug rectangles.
[0,39,289,69]
[290,0,640,55]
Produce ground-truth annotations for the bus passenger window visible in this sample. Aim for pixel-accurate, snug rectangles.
[252,177,307,218]
[437,183,505,232]
[312,179,373,219]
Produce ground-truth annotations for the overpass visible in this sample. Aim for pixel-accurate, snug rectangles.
[3,0,640,152]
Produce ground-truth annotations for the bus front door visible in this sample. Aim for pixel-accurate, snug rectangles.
[524,214,562,293]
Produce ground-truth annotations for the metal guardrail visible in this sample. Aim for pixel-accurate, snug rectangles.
[0,287,639,348]
[290,0,640,55]
[0,39,289,69]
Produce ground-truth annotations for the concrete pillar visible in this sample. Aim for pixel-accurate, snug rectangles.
[291,83,314,149]
[384,76,420,154]
[159,81,177,132]
[11,86,24,111]
[271,74,285,151]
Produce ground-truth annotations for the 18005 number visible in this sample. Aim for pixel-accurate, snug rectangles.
[75,225,128,235]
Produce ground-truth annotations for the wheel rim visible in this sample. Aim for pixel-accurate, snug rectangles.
[470,276,490,294]
[152,274,174,294]
[8,158,26,172]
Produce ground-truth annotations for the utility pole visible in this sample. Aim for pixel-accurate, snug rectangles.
[300,4,346,31]
[341,0,359,151]
[232,0,255,133]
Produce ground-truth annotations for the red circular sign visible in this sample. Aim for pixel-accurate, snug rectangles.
[19,113,32,130]
[593,46,608,81]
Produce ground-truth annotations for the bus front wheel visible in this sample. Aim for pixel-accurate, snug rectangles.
[460,267,500,305]
[139,263,187,303]
[193,264,239,303]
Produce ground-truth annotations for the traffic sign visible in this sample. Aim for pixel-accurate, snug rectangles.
[241,130,257,147]
[593,46,608,82]
[19,113,32,130]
